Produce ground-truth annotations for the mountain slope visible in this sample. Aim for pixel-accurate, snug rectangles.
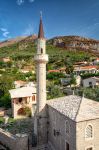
[0,35,99,60]
[48,36,99,52]
[0,35,37,48]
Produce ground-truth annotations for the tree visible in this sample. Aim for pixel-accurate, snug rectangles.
[0,92,11,108]
[69,75,76,88]
[0,76,12,108]
[24,107,31,117]
[64,56,74,74]
[47,83,64,99]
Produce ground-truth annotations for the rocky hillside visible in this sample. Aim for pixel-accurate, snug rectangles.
[0,35,99,58]
[0,34,37,49]
[48,36,99,52]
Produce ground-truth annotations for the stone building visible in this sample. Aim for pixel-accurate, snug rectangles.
[82,77,99,88]
[47,95,99,150]
[33,15,99,150]
[74,65,98,75]
[9,86,36,119]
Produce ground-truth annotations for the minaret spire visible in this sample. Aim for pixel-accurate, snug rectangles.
[38,12,44,39]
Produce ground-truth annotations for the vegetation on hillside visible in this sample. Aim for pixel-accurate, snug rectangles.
[0,35,98,109]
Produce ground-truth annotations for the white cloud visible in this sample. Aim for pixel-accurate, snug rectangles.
[0,27,10,38]
[17,0,24,5]
[0,28,7,32]
[16,0,35,5]
[3,31,10,38]
[94,22,99,26]
[29,0,35,2]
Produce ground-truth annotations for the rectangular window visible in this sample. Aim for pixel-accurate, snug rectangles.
[89,82,92,87]
[19,98,22,103]
[66,142,69,150]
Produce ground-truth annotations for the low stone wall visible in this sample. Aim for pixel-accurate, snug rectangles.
[0,128,28,150]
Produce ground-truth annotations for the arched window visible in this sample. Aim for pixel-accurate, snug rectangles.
[17,108,26,116]
[65,120,70,134]
[85,125,93,139]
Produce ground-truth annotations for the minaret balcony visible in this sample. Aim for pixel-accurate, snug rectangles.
[34,54,48,63]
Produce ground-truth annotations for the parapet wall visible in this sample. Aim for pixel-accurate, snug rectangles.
[0,128,28,150]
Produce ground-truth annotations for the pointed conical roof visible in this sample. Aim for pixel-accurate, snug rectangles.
[38,15,44,39]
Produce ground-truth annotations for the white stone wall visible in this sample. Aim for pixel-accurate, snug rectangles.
[76,119,99,150]
[12,95,36,119]
[76,75,81,87]
[37,39,46,54]
[83,78,96,88]
[36,63,46,113]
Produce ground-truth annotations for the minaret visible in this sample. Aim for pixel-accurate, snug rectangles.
[34,14,48,145]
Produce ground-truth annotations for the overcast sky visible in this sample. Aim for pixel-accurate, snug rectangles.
[0,0,99,41]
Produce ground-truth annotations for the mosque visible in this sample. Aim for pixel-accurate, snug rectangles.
[33,15,99,150]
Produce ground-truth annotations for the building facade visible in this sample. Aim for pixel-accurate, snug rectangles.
[47,95,99,150]
[9,86,36,119]
[82,77,99,88]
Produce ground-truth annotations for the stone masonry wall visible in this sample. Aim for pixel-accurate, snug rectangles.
[76,119,99,150]
[48,106,76,150]
[0,128,28,150]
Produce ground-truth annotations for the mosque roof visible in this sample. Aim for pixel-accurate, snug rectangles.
[47,95,99,122]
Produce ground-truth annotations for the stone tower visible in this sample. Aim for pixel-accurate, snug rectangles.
[34,14,48,145]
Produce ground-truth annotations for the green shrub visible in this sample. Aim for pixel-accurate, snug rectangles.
[8,118,16,124]
[24,107,31,117]
[0,117,5,124]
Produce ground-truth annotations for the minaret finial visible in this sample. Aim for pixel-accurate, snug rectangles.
[40,11,42,19]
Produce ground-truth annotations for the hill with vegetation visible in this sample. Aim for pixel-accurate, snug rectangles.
[0,35,99,108]
[0,35,98,59]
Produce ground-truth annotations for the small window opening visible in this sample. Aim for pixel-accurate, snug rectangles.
[41,48,43,54]
[19,98,22,103]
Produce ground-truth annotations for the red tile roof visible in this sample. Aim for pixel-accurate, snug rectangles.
[48,70,60,73]
[80,65,97,70]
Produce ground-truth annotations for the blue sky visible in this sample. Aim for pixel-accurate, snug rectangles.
[0,0,99,41]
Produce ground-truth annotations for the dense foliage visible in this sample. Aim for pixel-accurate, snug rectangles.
[75,87,99,102]
[81,72,99,79]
